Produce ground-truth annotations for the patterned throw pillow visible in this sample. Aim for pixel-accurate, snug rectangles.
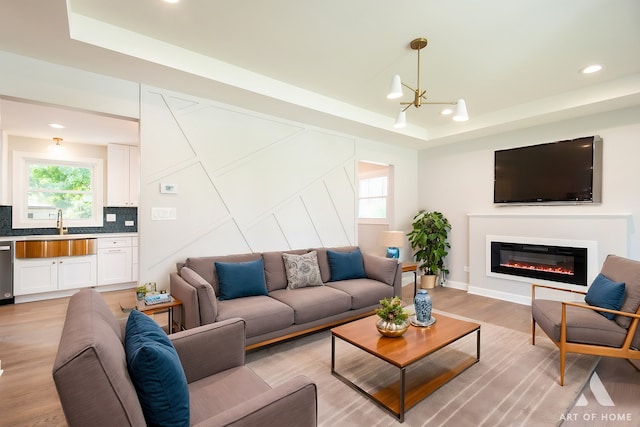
[283,251,324,289]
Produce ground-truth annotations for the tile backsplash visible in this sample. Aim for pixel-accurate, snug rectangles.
[0,206,137,236]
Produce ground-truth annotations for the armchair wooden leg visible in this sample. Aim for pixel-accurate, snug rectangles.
[531,319,536,345]
[559,347,566,386]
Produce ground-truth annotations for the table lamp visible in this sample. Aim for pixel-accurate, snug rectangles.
[381,231,404,259]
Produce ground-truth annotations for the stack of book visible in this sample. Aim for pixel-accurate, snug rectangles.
[144,293,172,305]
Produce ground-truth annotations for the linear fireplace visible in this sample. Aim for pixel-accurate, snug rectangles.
[490,241,588,286]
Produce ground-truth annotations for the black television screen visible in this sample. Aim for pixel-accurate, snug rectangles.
[494,136,602,204]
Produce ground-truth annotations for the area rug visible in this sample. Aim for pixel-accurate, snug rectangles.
[246,310,598,427]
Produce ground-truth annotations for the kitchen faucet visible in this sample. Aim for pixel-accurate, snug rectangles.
[56,209,67,235]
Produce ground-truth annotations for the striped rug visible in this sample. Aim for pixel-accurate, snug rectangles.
[246,310,598,426]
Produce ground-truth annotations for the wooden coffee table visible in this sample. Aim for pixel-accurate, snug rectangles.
[331,314,480,422]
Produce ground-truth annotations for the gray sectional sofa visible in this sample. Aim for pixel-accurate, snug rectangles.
[170,246,402,348]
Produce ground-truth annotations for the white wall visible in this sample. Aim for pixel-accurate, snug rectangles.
[418,106,640,302]
[139,86,419,289]
[0,52,418,292]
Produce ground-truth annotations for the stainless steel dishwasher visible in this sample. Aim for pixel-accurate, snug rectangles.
[0,242,13,305]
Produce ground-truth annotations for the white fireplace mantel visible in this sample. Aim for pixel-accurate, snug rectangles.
[467,213,630,305]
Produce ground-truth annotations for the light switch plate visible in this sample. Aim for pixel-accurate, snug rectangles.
[151,207,177,220]
[106,213,116,222]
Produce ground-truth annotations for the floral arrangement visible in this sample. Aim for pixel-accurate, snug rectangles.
[375,296,408,325]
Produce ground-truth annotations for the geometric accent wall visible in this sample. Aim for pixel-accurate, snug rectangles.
[139,86,357,288]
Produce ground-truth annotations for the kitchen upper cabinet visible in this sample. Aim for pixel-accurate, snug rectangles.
[107,144,139,207]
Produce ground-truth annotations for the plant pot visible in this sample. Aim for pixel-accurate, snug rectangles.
[421,274,437,289]
[376,318,410,338]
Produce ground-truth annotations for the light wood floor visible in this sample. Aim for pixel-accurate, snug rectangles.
[0,286,637,427]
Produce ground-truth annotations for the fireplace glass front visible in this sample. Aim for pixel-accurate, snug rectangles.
[490,241,587,286]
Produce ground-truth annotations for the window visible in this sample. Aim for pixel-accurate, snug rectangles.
[358,162,392,223]
[13,151,103,229]
[359,176,388,219]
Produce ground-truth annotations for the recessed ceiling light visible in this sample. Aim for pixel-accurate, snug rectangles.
[48,123,65,129]
[581,64,602,74]
[441,108,453,116]
[163,0,180,3]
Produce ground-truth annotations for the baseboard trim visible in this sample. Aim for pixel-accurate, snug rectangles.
[467,285,531,306]
[442,280,468,291]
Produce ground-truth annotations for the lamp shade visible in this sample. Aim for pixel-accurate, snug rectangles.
[453,99,469,121]
[393,110,407,128]
[381,231,404,247]
[387,74,403,99]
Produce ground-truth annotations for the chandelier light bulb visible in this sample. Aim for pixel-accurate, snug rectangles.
[393,110,407,128]
[387,75,403,99]
[453,99,469,122]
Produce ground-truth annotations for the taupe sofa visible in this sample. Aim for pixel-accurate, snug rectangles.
[53,288,317,426]
[170,246,401,348]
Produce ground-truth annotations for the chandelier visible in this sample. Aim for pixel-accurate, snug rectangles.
[387,38,468,128]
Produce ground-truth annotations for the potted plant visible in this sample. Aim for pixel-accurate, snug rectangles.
[406,210,452,289]
[375,296,409,337]
[135,285,147,301]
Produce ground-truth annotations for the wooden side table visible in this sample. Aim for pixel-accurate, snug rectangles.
[401,262,419,297]
[136,297,183,334]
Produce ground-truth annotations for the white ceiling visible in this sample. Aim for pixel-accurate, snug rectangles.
[0,0,639,148]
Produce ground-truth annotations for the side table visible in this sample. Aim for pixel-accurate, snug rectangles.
[401,262,419,297]
[136,297,183,334]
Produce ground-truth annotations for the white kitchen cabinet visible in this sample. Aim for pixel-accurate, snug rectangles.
[14,256,97,295]
[57,256,99,290]
[107,144,139,207]
[97,237,133,285]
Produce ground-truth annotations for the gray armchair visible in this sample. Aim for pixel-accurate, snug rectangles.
[52,289,317,426]
[531,255,640,385]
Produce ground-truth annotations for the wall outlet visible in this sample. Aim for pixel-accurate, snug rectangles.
[463,266,469,272]
[125,220,134,226]
[106,213,116,222]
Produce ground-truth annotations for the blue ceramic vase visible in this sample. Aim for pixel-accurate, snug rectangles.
[414,289,432,323]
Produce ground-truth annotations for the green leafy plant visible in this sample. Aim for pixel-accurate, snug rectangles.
[406,210,452,275]
[375,296,408,325]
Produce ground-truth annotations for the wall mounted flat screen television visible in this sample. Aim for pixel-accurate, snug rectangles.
[494,136,602,205]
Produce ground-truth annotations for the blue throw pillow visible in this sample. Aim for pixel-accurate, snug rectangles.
[125,310,190,427]
[327,249,366,281]
[215,258,268,300]
[585,273,626,320]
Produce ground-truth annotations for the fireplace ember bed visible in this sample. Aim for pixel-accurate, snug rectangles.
[490,241,587,286]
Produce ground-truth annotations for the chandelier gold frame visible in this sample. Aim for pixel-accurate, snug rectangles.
[387,38,468,128]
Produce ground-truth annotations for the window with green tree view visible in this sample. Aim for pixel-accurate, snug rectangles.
[12,151,103,229]
[28,163,93,220]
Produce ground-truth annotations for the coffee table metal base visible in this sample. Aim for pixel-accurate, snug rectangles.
[331,328,480,423]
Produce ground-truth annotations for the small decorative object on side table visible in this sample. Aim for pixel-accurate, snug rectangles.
[410,289,436,327]
[375,296,410,337]
[135,285,146,301]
